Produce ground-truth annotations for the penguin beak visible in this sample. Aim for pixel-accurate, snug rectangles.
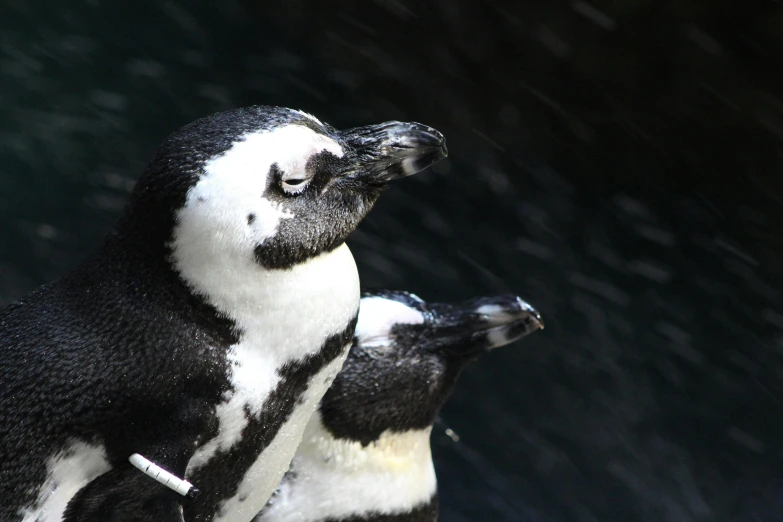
[339,121,448,183]
[425,295,544,359]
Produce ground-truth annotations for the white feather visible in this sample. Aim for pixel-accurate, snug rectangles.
[172,124,359,521]
[19,439,111,522]
[353,297,424,348]
[256,413,437,522]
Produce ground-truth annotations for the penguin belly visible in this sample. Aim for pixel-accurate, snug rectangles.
[183,244,360,522]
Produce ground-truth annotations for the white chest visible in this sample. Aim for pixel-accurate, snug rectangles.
[257,414,438,522]
[208,354,350,522]
[181,244,360,522]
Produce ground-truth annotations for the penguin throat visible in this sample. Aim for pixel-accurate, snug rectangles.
[257,414,437,522]
[303,418,435,474]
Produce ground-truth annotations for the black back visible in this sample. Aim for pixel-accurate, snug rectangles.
[0,223,237,519]
[0,106,444,520]
[318,293,464,446]
[0,106,319,519]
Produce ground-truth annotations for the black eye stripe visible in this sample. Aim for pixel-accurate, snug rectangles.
[267,150,344,199]
[268,162,310,196]
[268,162,284,182]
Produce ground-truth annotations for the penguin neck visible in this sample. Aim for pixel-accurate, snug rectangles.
[302,413,434,472]
[260,412,437,522]
[169,226,360,362]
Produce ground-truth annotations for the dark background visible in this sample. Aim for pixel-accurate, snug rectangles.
[2,1,783,520]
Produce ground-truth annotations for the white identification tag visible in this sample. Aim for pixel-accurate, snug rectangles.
[129,453,199,499]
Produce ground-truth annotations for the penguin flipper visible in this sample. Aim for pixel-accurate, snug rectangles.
[63,463,185,522]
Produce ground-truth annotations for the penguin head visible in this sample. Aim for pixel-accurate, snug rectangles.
[318,290,544,446]
[118,106,447,270]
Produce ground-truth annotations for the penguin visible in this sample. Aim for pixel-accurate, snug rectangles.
[255,289,544,522]
[0,106,447,522]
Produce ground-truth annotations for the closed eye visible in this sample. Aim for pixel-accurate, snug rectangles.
[281,175,312,195]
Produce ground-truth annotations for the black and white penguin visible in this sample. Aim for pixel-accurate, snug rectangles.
[0,106,447,522]
[256,290,543,522]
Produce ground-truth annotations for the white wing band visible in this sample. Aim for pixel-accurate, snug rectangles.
[129,453,195,497]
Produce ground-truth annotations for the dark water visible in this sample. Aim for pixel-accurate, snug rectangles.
[2,2,783,521]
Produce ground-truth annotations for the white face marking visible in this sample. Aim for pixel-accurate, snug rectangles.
[255,412,437,522]
[19,439,111,522]
[180,243,360,519]
[354,297,425,348]
[171,124,357,520]
[172,124,344,270]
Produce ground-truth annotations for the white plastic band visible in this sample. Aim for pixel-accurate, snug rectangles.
[129,453,194,497]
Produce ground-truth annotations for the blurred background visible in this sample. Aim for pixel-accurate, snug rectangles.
[2,1,783,520]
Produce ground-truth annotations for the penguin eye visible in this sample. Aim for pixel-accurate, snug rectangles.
[270,162,312,196]
[281,176,311,195]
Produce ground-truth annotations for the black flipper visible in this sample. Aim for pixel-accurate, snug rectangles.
[63,463,185,522]
[63,397,212,522]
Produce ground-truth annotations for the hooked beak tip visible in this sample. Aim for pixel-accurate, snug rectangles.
[401,141,448,177]
[528,312,545,332]
[473,295,544,351]
[516,296,544,331]
[342,121,448,182]
[386,123,447,178]
[428,294,544,357]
